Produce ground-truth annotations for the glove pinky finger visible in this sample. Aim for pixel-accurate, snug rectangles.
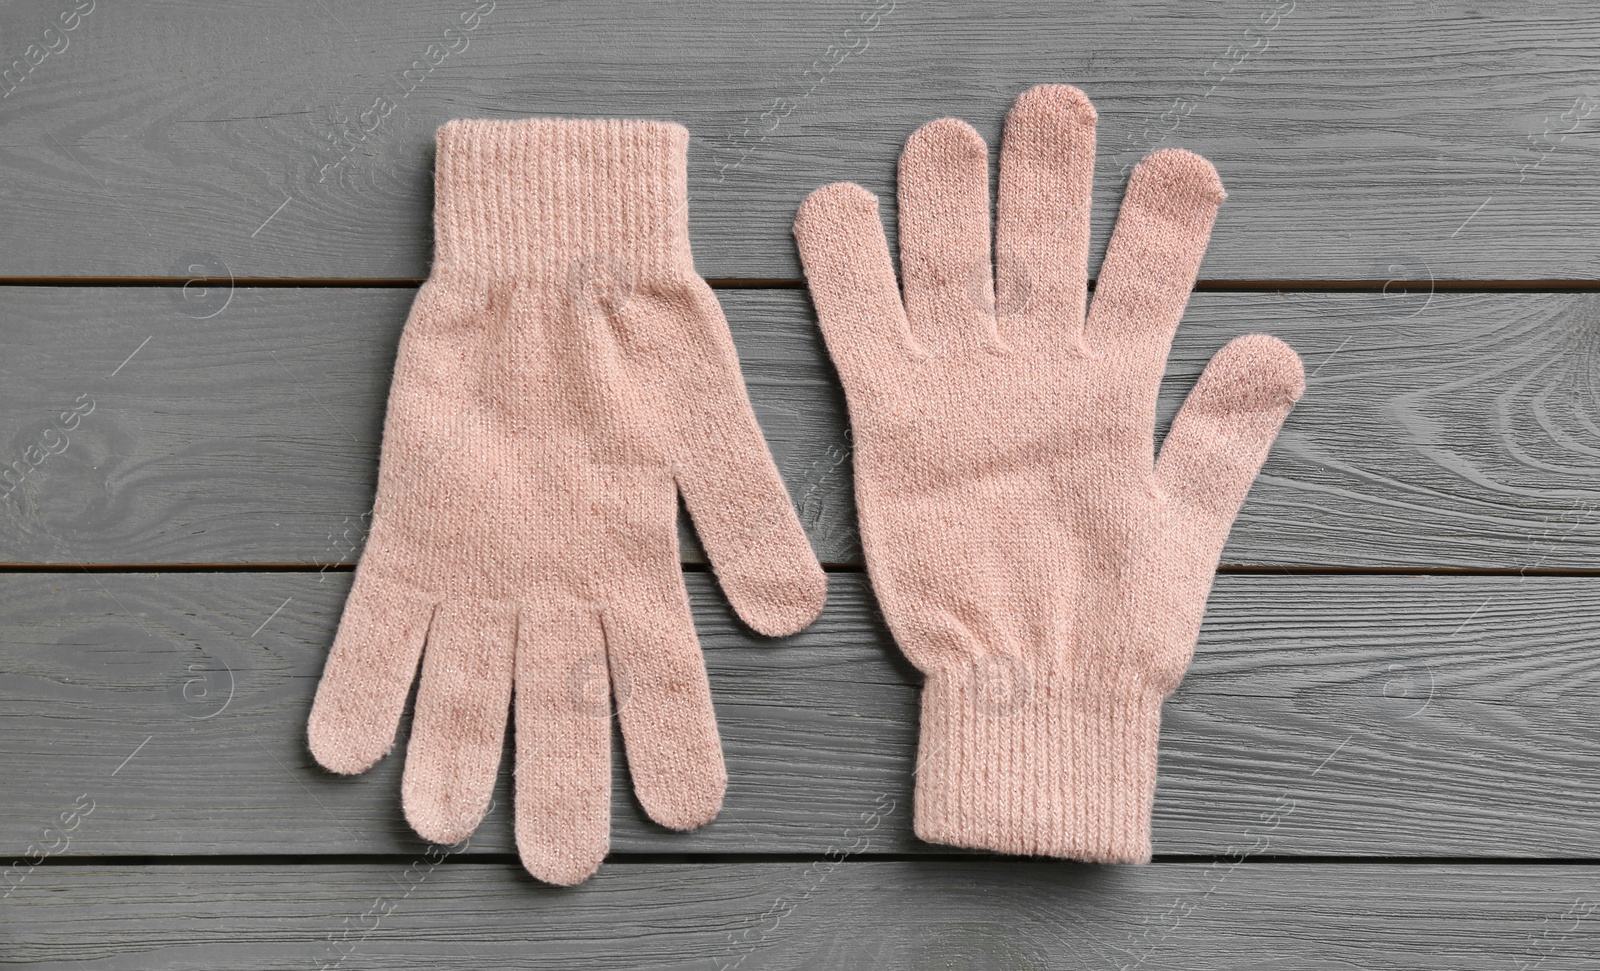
[794,182,919,392]
[308,571,433,775]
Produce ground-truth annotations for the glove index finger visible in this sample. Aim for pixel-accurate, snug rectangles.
[1087,149,1225,386]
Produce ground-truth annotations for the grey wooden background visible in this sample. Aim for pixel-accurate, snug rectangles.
[4,0,1600,968]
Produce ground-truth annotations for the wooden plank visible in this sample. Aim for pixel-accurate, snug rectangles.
[2,570,1598,859]
[1,0,1598,280]
[3,286,1600,569]
[3,861,1598,969]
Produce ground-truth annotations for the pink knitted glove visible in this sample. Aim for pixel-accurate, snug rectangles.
[308,118,826,885]
[793,85,1303,862]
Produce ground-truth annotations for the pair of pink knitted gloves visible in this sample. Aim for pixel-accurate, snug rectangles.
[307,86,1304,885]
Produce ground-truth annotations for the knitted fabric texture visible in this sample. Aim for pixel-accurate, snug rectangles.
[792,85,1304,862]
[308,117,827,886]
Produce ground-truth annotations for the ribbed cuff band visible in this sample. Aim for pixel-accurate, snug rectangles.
[432,117,692,281]
[913,662,1163,862]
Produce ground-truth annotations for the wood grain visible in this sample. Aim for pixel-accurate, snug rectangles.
[5,0,1598,957]
[3,287,1600,569]
[3,571,1598,858]
[1,0,1597,280]
[4,861,1598,969]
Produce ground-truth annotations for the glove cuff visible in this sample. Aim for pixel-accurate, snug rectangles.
[913,661,1163,863]
[432,117,692,282]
